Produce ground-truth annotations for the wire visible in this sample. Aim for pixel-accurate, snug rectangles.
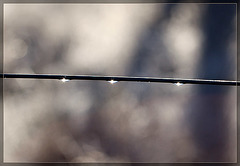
[1,73,239,86]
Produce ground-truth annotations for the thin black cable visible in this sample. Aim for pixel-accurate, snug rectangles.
[1,73,239,86]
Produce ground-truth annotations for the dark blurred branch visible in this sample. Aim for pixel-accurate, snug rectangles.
[1,73,239,86]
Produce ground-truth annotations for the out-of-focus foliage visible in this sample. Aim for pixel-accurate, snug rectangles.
[4,4,236,162]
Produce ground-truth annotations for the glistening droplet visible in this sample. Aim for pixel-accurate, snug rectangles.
[60,78,70,83]
[108,80,118,84]
[174,82,183,86]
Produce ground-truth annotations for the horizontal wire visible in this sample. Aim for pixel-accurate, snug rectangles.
[1,73,239,86]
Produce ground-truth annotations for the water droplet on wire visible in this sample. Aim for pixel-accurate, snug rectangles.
[174,82,183,86]
[60,78,70,83]
[108,80,118,84]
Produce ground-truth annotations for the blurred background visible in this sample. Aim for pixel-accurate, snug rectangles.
[3,3,237,162]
